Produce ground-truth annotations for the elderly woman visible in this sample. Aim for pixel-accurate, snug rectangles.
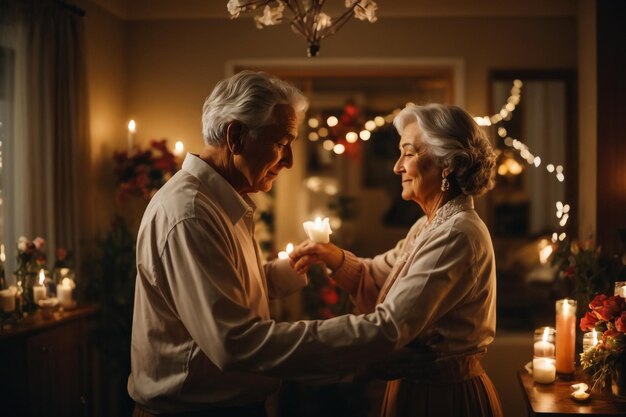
[290,103,503,417]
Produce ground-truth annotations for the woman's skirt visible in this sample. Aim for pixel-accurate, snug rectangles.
[379,350,503,417]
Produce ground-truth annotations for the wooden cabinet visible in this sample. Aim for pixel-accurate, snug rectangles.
[0,305,99,417]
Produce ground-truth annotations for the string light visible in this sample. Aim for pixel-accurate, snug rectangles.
[305,79,569,241]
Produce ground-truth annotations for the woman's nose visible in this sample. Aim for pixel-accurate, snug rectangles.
[393,157,404,175]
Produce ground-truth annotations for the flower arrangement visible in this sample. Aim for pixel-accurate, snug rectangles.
[16,236,47,275]
[113,139,179,204]
[552,239,615,315]
[301,265,352,319]
[579,294,626,394]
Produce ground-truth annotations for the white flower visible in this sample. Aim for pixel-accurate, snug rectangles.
[227,0,263,19]
[314,12,332,32]
[254,2,285,29]
[353,0,378,23]
[17,236,29,252]
[227,0,244,18]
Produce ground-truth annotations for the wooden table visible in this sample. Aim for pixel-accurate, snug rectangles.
[0,304,100,417]
[518,370,626,416]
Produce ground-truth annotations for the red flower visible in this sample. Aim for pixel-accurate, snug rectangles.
[616,311,626,333]
[320,307,335,319]
[580,311,598,331]
[594,295,625,322]
[33,237,45,251]
[56,248,68,261]
[319,286,339,305]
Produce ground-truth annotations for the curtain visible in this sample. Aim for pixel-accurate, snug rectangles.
[3,0,89,281]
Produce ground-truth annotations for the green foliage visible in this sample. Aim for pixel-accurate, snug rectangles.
[85,215,137,372]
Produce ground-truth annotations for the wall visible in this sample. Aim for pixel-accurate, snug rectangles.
[76,0,128,243]
[124,15,577,255]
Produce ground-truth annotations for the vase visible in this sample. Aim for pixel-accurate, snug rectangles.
[612,359,626,401]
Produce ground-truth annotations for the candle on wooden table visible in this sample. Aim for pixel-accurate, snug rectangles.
[0,286,17,313]
[33,269,47,304]
[582,329,599,352]
[555,298,577,378]
[533,327,555,357]
[532,357,556,384]
[57,277,74,308]
[302,217,332,244]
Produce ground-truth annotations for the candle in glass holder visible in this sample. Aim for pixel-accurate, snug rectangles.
[57,278,74,308]
[534,327,555,357]
[615,281,626,298]
[582,329,599,352]
[556,298,577,377]
[303,217,332,243]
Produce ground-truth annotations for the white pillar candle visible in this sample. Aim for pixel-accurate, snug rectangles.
[57,278,74,308]
[0,286,17,313]
[33,269,47,304]
[303,217,332,244]
[532,357,556,384]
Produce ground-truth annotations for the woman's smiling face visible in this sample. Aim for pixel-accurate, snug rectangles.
[393,121,442,207]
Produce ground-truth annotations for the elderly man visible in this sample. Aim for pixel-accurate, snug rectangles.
[128,71,395,417]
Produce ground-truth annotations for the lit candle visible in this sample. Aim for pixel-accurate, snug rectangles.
[615,281,626,298]
[556,298,577,377]
[33,269,47,304]
[537,239,554,264]
[534,327,555,357]
[302,217,332,244]
[532,357,556,384]
[0,286,17,313]
[582,329,599,352]
[571,383,590,401]
[278,243,294,260]
[174,140,185,156]
[57,277,74,308]
[128,119,136,151]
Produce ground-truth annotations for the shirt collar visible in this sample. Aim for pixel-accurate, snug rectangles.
[421,194,474,236]
[181,153,254,224]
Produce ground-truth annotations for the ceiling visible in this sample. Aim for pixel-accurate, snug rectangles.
[90,0,577,21]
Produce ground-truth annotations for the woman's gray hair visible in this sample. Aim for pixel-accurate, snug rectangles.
[394,103,497,196]
[202,70,308,146]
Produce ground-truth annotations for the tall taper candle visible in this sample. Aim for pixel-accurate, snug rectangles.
[555,298,577,378]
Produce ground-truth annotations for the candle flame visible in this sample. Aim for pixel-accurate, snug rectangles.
[174,140,184,155]
[286,243,294,254]
[128,120,136,132]
[314,217,322,227]
[542,326,550,343]
[38,269,45,285]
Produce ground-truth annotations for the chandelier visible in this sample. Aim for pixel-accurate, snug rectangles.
[227,1,378,57]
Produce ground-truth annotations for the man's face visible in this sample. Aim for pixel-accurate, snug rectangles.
[236,104,298,194]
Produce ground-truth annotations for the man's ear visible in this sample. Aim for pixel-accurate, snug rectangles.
[226,121,245,154]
